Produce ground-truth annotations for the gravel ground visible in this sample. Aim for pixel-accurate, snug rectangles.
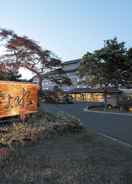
[0,128,132,184]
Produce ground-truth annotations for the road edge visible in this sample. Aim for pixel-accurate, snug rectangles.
[98,132,132,149]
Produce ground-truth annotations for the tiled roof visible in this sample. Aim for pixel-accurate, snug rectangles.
[63,59,80,65]
[65,87,121,94]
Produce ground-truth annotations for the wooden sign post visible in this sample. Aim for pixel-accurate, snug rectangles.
[0,81,39,118]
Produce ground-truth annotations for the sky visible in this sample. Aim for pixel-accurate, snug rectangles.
[0,0,132,78]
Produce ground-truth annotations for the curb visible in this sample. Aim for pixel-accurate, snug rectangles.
[84,109,132,117]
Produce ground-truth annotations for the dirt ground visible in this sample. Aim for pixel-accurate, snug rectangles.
[0,128,132,184]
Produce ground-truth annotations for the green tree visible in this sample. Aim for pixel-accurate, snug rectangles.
[126,48,132,86]
[0,71,21,81]
[79,52,102,87]
[94,38,129,88]
[79,38,131,110]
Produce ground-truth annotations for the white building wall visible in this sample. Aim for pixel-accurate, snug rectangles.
[63,62,80,72]
[32,59,88,91]
[32,77,56,90]
[42,79,56,90]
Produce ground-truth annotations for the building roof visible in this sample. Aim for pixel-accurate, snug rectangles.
[63,59,80,66]
[64,69,78,73]
[65,87,121,94]
[62,59,81,74]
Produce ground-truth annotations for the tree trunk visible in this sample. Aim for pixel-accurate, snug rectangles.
[115,83,120,111]
[104,86,107,111]
[38,76,43,91]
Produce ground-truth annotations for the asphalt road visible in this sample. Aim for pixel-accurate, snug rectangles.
[40,103,132,145]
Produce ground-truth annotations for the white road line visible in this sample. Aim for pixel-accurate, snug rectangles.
[98,133,132,149]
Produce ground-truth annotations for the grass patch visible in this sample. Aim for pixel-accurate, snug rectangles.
[0,111,82,150]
